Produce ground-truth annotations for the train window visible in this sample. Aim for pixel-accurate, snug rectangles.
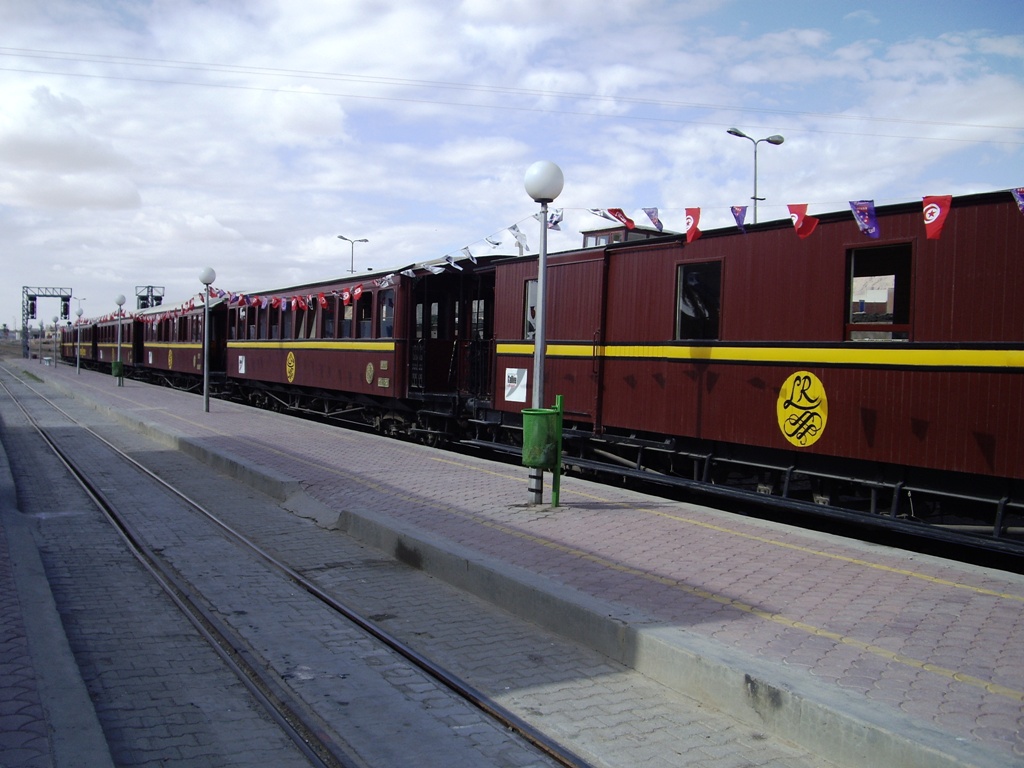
[470,298,486,340]
[259,306,269,340]
[356,293,372,338]
[429,302,439,339]
[846,244,911,341]
[378,290,395,338]
[270,307,280,340]
[676,262,721,340]
[524,280,537,339]
[323,298,335,338]
[282,310,292,339]
[340,304,353,338]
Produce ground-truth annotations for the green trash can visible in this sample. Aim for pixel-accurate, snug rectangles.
[111,361,124,378]
[522,408,559,469]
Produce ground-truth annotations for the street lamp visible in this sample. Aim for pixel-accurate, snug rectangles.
[727,128,784,224]
[115,294,126,386]
[524,160,564,504]
[75,307,83,374]
[199,267,216,413]
[337,235,368,274]
[52,316,58,364]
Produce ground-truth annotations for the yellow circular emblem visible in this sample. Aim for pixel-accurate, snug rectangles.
[286,351,296,383]
[777,371,828,447]
[168,349,173,369]
[365,362,374,384]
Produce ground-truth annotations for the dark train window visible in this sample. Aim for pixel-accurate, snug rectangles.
[323,298,335,338]
[378,290,395,338]
[847,244,911,341]
[524,280,537,339]
[356,292,372,338]
[470,298,486,340]
[676,262,721,340]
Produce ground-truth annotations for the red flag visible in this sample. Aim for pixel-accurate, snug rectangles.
[352,284,364,301]
[788,204,819,239]
[607,208,635,229]
[317,293,327,308]
[297,296,307,310]
[341,288,351,306]
[684,208,702,243]
[923,195,952,240]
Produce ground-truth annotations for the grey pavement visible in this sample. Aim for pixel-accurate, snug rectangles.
[4,358,1024,768]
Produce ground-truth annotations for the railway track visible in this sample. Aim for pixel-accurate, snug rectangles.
[0,366,592,768]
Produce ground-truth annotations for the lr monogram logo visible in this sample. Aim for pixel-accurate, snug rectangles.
[777,371,828,447]
[286,351,296,383]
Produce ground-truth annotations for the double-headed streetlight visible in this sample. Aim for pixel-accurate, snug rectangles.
[199,267,216,413]
[337,235,368,274]
[524,160,564,504]
[727,128,784,224]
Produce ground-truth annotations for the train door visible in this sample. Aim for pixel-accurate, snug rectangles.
[410,269,494,398]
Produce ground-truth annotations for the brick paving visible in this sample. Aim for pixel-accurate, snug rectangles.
[4,358,1024,767]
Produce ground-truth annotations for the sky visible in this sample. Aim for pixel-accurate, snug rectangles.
[2,0,1023,330]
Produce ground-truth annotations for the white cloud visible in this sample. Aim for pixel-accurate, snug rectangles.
[1,0,1022,326]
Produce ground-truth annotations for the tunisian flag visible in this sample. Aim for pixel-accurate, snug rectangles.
[787,204,819,239]
[684,208,702,243]
[923,195,953,240]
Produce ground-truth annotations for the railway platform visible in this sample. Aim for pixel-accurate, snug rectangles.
[3,358,1023,768]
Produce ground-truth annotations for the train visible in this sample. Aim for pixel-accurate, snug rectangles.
[61,189,1024,548]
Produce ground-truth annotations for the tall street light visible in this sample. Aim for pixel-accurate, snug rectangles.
[115,294,126,386]
[52,316,58,364]
[199,267,216,413]
[524,160,564,504]
[337,235,368,274]
[727,128,784,224]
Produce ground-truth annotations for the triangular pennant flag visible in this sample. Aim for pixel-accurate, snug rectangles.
[400,268,417,278]
[444,255,464,271]
[731,206,747,233]
[850,200,880,238]
[642,207,663,232]
[509,224,529,250]
[1011,188,1024,215]
[588,209,617,222]
[485,236,501,248]
[547,208,563,230]
[684,208,702,243]
[788,204,819,239]
[922,195,952,240]
[460,247,477,264]
[607,208,635,229]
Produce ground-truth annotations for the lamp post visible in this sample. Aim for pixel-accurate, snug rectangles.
[337,235,368,274]
[524,160,564,504]
[115,294,125,386]
[75,307,83,374]
[727,128,784,224]
[52,316,58,363]
[199,267,216,413]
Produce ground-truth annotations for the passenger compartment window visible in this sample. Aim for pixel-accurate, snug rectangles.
[356,290,372,338]
[524,280,537,339]
[846,244,911,341]
[676,262,721,340]
[378,290,394,338]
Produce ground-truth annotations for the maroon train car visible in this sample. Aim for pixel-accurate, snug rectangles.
[137,299,228,388]
[60,312,141,369]
[493,190,1024,528]
[223,264,494,436]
